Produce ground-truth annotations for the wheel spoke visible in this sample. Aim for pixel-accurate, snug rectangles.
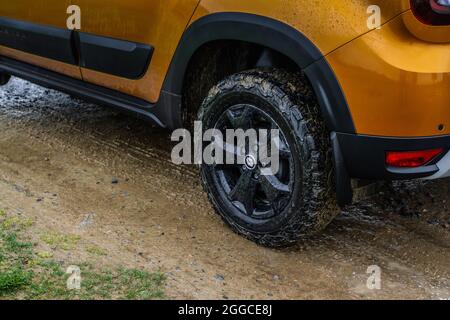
[226,106,253,129]
[214,104,293,219]
[211,136,244,168]
[259,174,290,202]
[214,136,244,157]
[229,170,257,215]
[259,174,291,215]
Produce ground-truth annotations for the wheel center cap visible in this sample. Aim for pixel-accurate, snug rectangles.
[244,155,257,170]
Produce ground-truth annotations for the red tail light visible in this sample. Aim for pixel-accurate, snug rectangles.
[386,148,444,168]
[411,0,450,26]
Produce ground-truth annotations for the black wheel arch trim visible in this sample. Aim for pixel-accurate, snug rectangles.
[303,58,355,134]
[162,12,356,133]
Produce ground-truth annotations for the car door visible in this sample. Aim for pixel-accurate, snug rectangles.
[73,0,200,103]
[0,0,82,79]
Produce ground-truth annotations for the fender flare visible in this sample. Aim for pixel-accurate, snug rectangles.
[161,12,355,133]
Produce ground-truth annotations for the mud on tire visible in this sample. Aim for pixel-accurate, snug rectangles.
[198,68,339,248]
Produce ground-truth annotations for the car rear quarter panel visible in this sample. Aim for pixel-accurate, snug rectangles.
[326,11,450,137]
[191,0,410,55]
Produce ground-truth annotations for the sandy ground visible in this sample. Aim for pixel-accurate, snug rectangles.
[0,78,449,300]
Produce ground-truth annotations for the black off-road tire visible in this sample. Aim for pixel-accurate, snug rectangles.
[198,68,339,247]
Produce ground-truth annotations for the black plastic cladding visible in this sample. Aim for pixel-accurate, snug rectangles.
[0,17,76,64]
[0,17,153,80]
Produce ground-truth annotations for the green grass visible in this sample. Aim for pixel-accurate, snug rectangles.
[0,215,34,296]
[40,232,80,251]
[0,266,32,295]
[1,216,34,231]
[86,245,107,256]
[0,209,166,300]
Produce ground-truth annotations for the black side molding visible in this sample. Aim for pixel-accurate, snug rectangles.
[0,17,76,64]
[161,12,356,133]
[0,17,153,80]
[78,33,153,79]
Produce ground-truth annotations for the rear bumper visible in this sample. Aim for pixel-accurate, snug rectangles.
[337,133,450,180]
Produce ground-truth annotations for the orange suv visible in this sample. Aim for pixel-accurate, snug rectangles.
[0,1,449,247]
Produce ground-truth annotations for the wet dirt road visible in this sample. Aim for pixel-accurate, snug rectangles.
[0,78,449,299]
